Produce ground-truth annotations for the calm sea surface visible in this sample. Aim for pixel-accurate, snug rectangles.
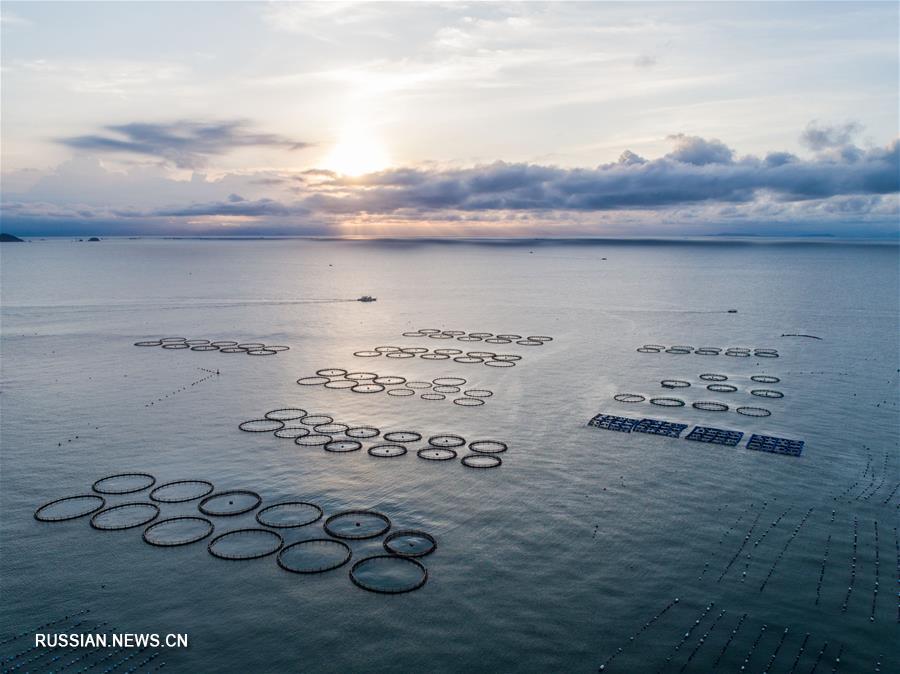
[1,238,898,672]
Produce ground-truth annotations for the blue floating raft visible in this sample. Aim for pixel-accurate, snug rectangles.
[746,434,804,457]
[686,426,744,447]
[633,418,688,438]
[588,414,639,433]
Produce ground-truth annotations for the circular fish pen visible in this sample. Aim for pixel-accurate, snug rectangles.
[324,510,391,540]
[649,397,685,407]
[614,393,645,403]
[239,419,285,433]
[349,555,427,594]
[699,373,728,382]
[453,397,484,406]
[383,431,421,443]
[325,440,363,453]
[317,368,347,377]
[294,434,332,447]
[92,472,156,495]
[736,406,772,417]
[150,480,214,503]
[368,444,408,458]
[461,454,502,469]
[469,440,508,454]
[346,426,380,439]
[388,388,415,396]
[750,375,780,384]
[300,414,333,426]
[90,503,160,530]
[207,528,283,560]
[751,389,784,398]
[277,539,352,574]
[692,401,729,412]
[427,434,465,448]
[143,516,214,547]
[34,495,106,522]
[265,408,307,421]
[706,384,738,393]
[255,502,323,528]
[661,380,690,389]
[273,426,310,439]
[198,490,262,517]
[464,389,493,398]
[383,530,436,558]
[417,447,458,461]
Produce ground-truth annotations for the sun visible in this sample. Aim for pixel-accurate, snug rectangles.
[322,125,391,176]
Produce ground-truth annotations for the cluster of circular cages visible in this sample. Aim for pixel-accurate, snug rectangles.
[239,411,506,469]
[135,337,288,356]
[613,373,782,417]
[298,370,495,405]
[352,345,527,369]
[33,473,439,594]
[401,329,553,346]
[636,344,778,358]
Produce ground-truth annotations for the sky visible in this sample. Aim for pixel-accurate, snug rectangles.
[1,1,898,238]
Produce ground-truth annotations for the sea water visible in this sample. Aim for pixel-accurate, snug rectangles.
[1,238,897,672]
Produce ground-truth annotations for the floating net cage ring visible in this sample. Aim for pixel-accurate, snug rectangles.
[374,346,402,353]
[323,510,392,540]
[274,426,310,439]
[352,384,386,394]
[315,422,349,434]
[237,343,265,349]
[464,389,494,398]
[406,381,432,389]
[34,494,106,522]
[239,418,285,433]
[421,393,446,400]
[453,397,485,406]
[295,434,333,447]
[706,384,738,393]
[417,447,458,461]
[297,376,330,386]
[492,354,522,362]
[433,385,461,394]
[485,360,516,367]
[636,347,661,353]
[149,479,214,503]
[277,539,352,574]
[353,351,382,357]
[383,530,437,558]
[134,340,162,347]
[650,397,685,407]
[368,443,409,458]
[191,345,220,351]
[661,380,691,389]
[692,401,729,412]
[90,502,161,531]
[751,375,781,383]
[751,389,785,399]
[754,352,780,358]
[346,426,380,439]
[210,340,238,347]
[325,379,357,389]
[428,434,466,448]
[162,343,190,349]
[317,368,348,377]
[349,555,428,595]
[255,501,323,528]
[184,339,211,345]
[346,372,378,381]
[699,373,728,382]
[386,352,415,359]
[388,388,415,396]
[384,431,422,443]
[265,408,307,421]
[469,440,508,454]
[420,353,450,360]
[220,347,248,353]
[461,453,503,469]
[142,516,214,547]
[737,406,772,417]
[198,490,262,517]
[527,336,553,342]
[207,528,284,560]
[614,393,646,403]
[325,440,363,453]
[433,377,467,386]
[159,337,188,343]
[92,472,156,495]
[301,414,334,425]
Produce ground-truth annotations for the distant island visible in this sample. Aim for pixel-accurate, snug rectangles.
[0,233,25,242]
[87,237,101,242]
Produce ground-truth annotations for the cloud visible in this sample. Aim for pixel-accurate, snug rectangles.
[800,121,862,151]
[58,120,311,169]
[665,134,734,165]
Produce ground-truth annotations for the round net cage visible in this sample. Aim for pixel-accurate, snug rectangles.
[692,401,729,412]
[383,530,436,558]
[469,332,493,338]
[636,347,661,353]
[388,388,415,396]
[461,453,502,469]
[325,440,363,453]
[751,389,784,399]
[325,379,357,389]
[248,349,278,356]
[492,354,522,362]
[421,353,450,360]
[661,380,691,389]
[453,356,484,364]
[485,338,512,344]
[751,375,780,384]
[159,337,187,343]
[497,334,522,340]
[352,384,385,394]
[401,347,429,354]
[736,406,772,417]
[184,339,210,346]
[433,385,461,394]
[433,377,466,386]
[198,490,262,517]
[239,419,285,433]
[92,472,156,495]
[614,393,645,403]
[464,389,493,398]
[143,516,214,547]
[346,372,377,381]
[453,397,485,406]
[368,444,408,458]
[406,381,432,389]
[317,368,347,378]
[346,426,380,439]
[428,333,454,340]
[134,340,162,347]
[706,384,738,393]
[384,431,422,443]
[428,434,465,448]
[301,414,334,426]
[699,373,728,382]
[297,376,330,386]
[350,555,427,594]
[220,347,248,353]
[324,510,391,540]
[753,351,779,358]
[484,360,516,367]
[466,351,496,359]
[527,336,553,342]
[150,480,214,503]
[314,423,349,434]
[665,348,691,354]
[295,434,333,447]
[402,331,426,337]
[34,495,106,522]
[417,329,441,335]
[273,426,310,439]
[421,393,446,400]
[457,336,483,342]
[650,397,685,407]
[417,447,458,461]
[386,352,415,359]
[208,528,283,560]
[374,346,402,353]
[191,345,219,352]
[725,351,750,358]
[237,343,265,349]
[374,376,406,386]
[90,502,160,530]
[516,340,542,346]
[162,343,190,350]
[433,349,463,356]
[277,539,352,574]
[442,330,466,336]
[695,348,721,356]
[255,502,323,528]
[353,350,382,357]
[469,440,508,454]
[265,408,307,421]
[210,341,238,347]
[266,345,290,352]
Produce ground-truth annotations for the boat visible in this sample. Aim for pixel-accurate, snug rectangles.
[358,295,377,302]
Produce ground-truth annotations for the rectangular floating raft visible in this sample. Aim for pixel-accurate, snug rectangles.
[746,434,804,457]
[685,426,744,447]
[587,414,640,433]
[632,418,688,438]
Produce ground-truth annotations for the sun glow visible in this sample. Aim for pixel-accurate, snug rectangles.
[322,125,391,176]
